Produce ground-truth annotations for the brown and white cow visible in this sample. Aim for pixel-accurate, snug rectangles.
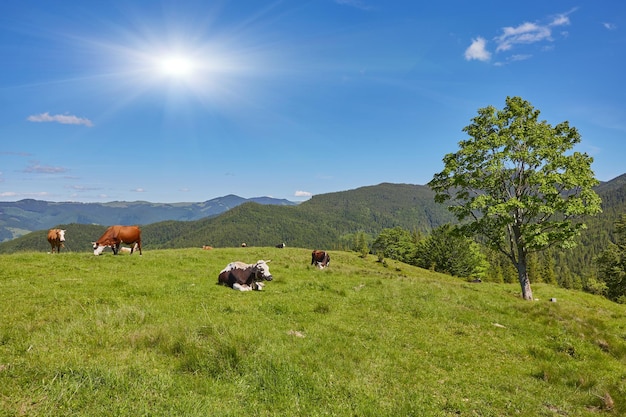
[92,225,142,256]
[311,250,330,269]
[47,229,66,253]
[218,260,273,291]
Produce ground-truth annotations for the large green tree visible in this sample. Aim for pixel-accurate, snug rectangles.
[429,96,602,300]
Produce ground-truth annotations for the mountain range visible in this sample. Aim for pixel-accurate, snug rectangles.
[0,195,295,242]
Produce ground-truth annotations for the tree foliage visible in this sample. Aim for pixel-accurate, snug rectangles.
[371,227,420,263]
[429,96,602,300]
[413,224,487,279]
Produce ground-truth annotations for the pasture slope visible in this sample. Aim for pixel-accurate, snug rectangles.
[1,247,625,416]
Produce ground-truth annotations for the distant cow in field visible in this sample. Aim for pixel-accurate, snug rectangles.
[93,225,142,255]
[275,242,286,248]
[241,243,247,247]
[311,250,330,269]
[202,245,213,250]
[218,260,273,291]
[47,229,66,253]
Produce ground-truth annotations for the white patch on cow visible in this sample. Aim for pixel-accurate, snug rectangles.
[220,261,248,274]
[118,243,139,254]
[93,244,106,256]
[58,229,66,241]
[233,283,252,291]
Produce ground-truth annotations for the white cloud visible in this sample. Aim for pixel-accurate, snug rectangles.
[495,12,571,52]
[464,37,491,61]
[603,22,617,30]
[131,188,146,193]
[27,112,94,127]
[295,190,312,197]
[496,22,551,52]
[467,10,575,65]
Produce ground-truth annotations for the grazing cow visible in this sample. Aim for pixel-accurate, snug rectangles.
[93,225,142,256]
[311,250,330,269]
[218,260,273,291]
[275,242,286,248]
[47,229,66,253]
[202,245,213,250]
[241,243,247,247]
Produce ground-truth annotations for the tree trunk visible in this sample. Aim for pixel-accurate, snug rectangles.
[517,249,534,300]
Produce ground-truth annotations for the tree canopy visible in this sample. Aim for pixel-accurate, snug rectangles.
[429,96,602,300]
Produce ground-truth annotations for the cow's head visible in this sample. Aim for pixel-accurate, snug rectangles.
[253,260,273,281]
[92,242,107,256]
[58,229,66,242]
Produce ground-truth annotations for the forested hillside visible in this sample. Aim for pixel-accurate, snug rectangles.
[554,173,626,281]
[0,183,454,253]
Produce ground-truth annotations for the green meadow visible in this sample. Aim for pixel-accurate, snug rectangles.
[1,247,625,416]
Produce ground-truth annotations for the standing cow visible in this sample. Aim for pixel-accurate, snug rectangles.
[311,250,330,269]
[47,229,66,253]
[92,225,142,255]
[218,260,273,291]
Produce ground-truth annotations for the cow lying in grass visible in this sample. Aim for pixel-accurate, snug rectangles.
[218,260,273,291]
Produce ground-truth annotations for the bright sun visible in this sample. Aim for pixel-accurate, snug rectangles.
[157,55,195,78]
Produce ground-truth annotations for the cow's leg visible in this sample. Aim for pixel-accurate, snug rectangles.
[112,243,120,255]
[137,242,142,256]
[233,283,252,291]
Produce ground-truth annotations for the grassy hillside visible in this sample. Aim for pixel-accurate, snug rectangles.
[1,248,625,416]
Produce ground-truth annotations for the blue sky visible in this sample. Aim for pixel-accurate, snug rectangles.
[0,1,624,203]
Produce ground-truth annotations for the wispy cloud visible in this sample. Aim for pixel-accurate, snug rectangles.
[603,22,617,31]
[0,191,52,199]
[27,112,94,127]
[131,188,146,193]
[0,151,32,157]
[23,162,67,174]
[66,185,101,191]
[464,37,491,61]
[466,10,575,64]
[295,190,312,198]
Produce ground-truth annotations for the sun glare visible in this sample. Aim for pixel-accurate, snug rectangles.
[158,55,195,78]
